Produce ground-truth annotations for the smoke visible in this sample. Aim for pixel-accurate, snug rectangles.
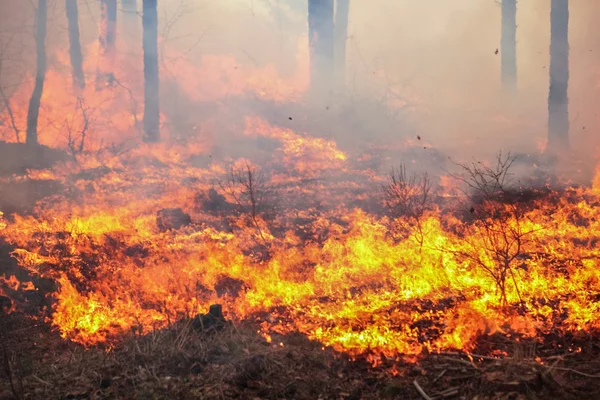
[1,0,599,178]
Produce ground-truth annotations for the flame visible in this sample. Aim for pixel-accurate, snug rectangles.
[1,21,599,364]
[0,136,598,361]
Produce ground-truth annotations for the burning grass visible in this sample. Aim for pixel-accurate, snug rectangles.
[0,119,599,398]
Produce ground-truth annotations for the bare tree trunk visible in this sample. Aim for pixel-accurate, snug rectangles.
[548,0,569,152]
[501,0,517,92]
[96,0,117,89]
[143,0,159,142]
[26,0,48,146]
[308,0,334,101]
[66,0,85,90]
[334,0,350,93]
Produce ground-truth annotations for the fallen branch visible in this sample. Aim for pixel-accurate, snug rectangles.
[413,379,433,400]
[552,367,600,379]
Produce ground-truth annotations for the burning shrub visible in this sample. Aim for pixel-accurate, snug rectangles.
[219,159,271,243]
[383,164,432,245]
[447,152,538,307]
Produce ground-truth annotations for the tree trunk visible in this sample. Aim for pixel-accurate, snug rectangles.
[548,0,569,151]
[308,0,334,101]
[66,0,85,90]
[143,0,160,142]
[334,0,350,93]
[501,0,517,92]
[96,0,117,89]
[26,0,48,146]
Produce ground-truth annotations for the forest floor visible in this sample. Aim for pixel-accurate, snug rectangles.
[2,307,600,400]
[1,142,600,399]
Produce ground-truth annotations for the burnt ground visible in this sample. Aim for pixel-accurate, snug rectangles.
[1,306,600,400]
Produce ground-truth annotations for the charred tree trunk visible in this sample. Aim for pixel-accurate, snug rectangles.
[26,0,48,146]
[96,0,117,89]
[334,0,350,93]
[66,0,85,90]
[308,0,334,101]
[501,0,517,92]
[143,0,160,142]
[548,0,569,152]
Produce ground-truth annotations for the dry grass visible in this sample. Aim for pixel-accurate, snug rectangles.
[1,311,599,400]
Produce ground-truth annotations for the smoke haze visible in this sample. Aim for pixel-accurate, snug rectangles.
[1,0,599,171]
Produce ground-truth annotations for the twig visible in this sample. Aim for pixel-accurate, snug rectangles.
[1,334,22,400]
[432,369,447,383]
[435,387,460,398]
[413,379,433,400]
[552,367,600,379]
[31,374,52,386]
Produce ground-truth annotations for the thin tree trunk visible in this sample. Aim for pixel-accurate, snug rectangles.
[334,0,350,93]
[66,0,85,90]
[26,0,48,146]
[96,0,117,89]
[143,0,159,142]
[548,0,569,151]
[308,0,334,100]
[501,0,517,92]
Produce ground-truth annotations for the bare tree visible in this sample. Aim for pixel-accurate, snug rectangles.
[26,0,48,146]
[334,0,350,93]
[66,0,85,90]
[547,0,569,152]
[96,0,117,89]
[0,36,21,142]
[219,161,269,243]
[501,0,517,92]
[383,164,432,246]
[448,153,535,307]
[143,0,160,142]
[308,0,334,100]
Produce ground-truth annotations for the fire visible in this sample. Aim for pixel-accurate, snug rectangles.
[1,138,599,363]
[1,5,599,367]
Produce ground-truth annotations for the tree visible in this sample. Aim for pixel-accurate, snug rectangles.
[547,0,569,151]
[308,0,334,99]
[334,0,350,93]
[66,0,85,90]
[501,0,517,92]
[26,0,48,146]
[143,0,159,142]
[96,0,117,89]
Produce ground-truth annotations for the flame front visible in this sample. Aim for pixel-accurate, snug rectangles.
[1,119,599,362]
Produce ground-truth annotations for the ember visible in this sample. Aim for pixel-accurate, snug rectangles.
[1,0,599,398]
